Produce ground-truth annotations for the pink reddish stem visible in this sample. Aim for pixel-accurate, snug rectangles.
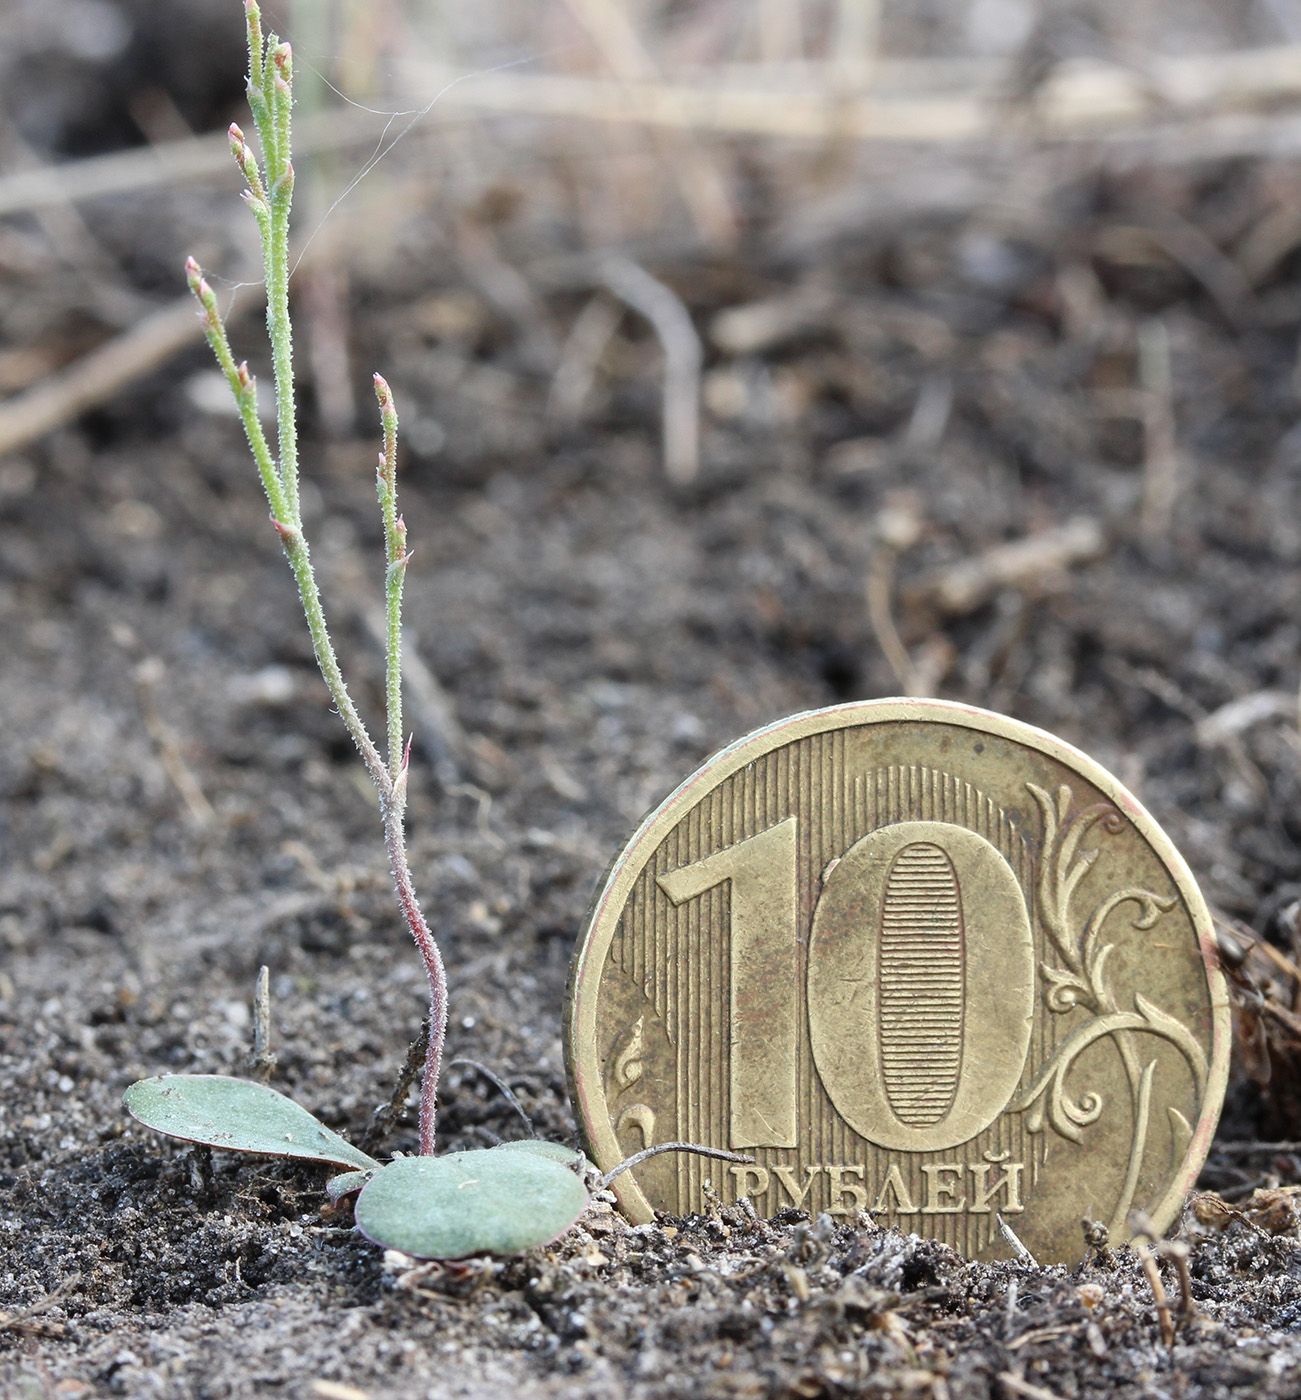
[384,808,446,1156]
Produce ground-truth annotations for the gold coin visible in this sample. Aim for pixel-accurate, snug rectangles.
[566,699,1229,1263]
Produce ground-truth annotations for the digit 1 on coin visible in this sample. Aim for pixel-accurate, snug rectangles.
[566,700,1230,1264]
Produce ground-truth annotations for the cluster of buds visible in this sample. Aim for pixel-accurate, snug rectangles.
[228,123,269,219]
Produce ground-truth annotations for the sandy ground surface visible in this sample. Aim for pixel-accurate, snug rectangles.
[7,1,1301,1395]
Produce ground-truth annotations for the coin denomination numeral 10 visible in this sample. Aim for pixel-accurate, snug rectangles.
[658,816,1036,1154]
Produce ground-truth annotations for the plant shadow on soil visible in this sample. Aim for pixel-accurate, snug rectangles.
[8,3,1301,1396]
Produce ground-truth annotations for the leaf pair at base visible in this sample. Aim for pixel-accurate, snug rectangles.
[124,1075,589,1260]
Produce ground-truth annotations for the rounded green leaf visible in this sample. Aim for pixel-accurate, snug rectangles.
[354,1149,588,1259]
[124,1075,379,1171]
[326,1170,374,1202]
[491,1139,588,1168]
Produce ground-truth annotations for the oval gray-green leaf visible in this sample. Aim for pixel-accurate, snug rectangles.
[326,1170,374,1203]
[491,1139,588,1168]
[124,1075,379,1171]
[355,1149,588,1259]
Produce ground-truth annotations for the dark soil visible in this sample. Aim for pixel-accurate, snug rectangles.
[6,3,1301,1396]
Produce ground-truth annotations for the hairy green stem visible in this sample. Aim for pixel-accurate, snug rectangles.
[266,194,298,516]
[277,521,387,787]
[264,48,299,523]
[187,256,287,527]
[374,374,406,778]
[244,0,266,102]
[184,0,448,1155]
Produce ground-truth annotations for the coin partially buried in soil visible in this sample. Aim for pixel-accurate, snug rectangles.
[566,699,1229,1264]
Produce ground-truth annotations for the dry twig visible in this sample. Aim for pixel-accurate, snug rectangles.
[0,298,210,459]
[1134,1241,1175,1346]
[865,494,931,695]
[549,295,623,422]
[1195,690,1297,746]
[9,45,1301,233]
[561,0,736,247]
[907,518,1106,619]
[455,218,559,374]
[1210,1139,1301,1155]
[361,1017,430,1154]
[601,1142,754,1189]
[998,1373,1067,1400]
[866,546,918,694]
[709,280,836,356]
[133,657,217,828]
[1137,320,1179,545]
[251,965,276,1084]
[1138,210,1259,330]
[600,256,702,484]
[0,1279,77,1338]
[1129,1212,1191,1343]
[395,45,1301,144]
[997,1213,1038,1264]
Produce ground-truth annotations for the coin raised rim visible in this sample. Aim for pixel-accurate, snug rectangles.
[566,697,1230,1248]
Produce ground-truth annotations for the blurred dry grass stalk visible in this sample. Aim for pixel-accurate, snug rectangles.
[10,0,1301,469]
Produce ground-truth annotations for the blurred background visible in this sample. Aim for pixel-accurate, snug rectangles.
[7,0,1301,1229]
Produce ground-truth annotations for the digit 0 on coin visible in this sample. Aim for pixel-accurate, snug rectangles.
[566,700,1229,1263]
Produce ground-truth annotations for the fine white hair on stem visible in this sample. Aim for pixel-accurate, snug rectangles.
[186,1,449,1157]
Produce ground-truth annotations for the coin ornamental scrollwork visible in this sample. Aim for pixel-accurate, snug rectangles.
[1012,782,1211,1242]
[566,700,1229,1264]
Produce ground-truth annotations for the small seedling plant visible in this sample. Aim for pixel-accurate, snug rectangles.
[125,0,745,1263]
